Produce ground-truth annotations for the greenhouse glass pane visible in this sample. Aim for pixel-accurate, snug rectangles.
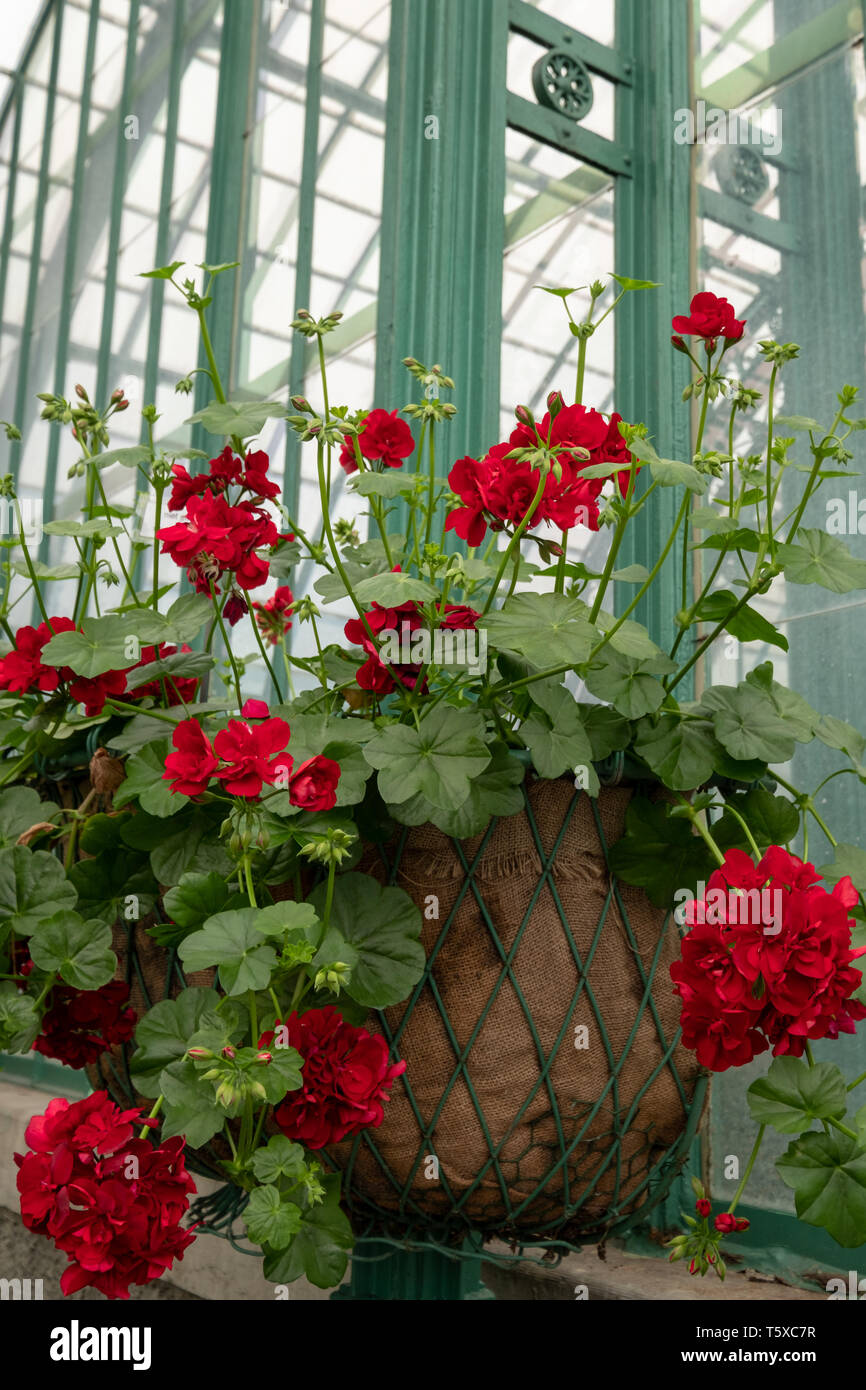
[693,2,866,1215]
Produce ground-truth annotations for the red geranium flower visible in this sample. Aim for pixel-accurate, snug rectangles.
[15,1092,196,1299]
[33,982,136,1069]
[163,718,220,796]
[339,409,415,474]
[672,291,745,345]
[672,847,866,1070]
[264,1007,406,1149]
[289,756,341,811]
[214,716,292,797]
[0,617,75,695]
[67,669,128,717]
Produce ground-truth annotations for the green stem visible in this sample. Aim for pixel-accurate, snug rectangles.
[589,460,638,622]
[198,309,226,404]
[716,801,762,859]
[210,581,244,708]
[675,793,726,868]
[727,1125,765,1214]
[139,1095,164,1141]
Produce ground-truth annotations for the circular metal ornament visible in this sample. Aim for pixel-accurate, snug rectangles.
[712,144,769,205]
[531,49,593,122]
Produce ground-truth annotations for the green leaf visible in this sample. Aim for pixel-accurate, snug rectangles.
[349,472,421,499]
[774,414,821,432]
[777,1130,866,1247]
[478,592,595,669]
[41,615,137,678]
[534,284,584,298]
[162,873,229,932]
[389,741,526,837]
[814,714,866,765]
[67,851,158,925]
[818,842,866,896]
[593,612,671,661]
[256,1045,305,1105]
[350,571,439,605]
[159,1058,225,1147]
[250,1135,308,1185]
[143,807,232,885]
[127,649,214,688]
[578,704,631,761]
[363,705,490,811]
[692,590,787,651]
[747,1056,847,1134]
[262,1178,353,1288]
[521,684,597,790]
[714,787,799,851]
[742,663,817,742]
[114,741,189,817]
[688,507,742,535]
[308,872,423,1009]
[0,787,59,847]
[776,529,866,593]
[607,797,712,908]
[130,988,235,1097]
[584,648,670,719]
[177,909,278,996]
[610,274,661,291]
[29,910,115,989]
[42,517,125,538]
[86,445,152,473]
[0,983,40,1052]
[254,900,321,941]
[700,683,798,764]
[185,399,286,439]
[633,714,719,790]
[245,1186,304,1250]
[0,847,77,937]
[140,261,185,280]
[12,559,81,581]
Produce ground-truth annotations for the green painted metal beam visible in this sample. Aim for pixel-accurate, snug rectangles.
[95,0,141,408]
[614,0,693,658]
[375,0,508,503]
[38,0,102,566]
[505,92,632,179]
[10,0,66,492]
[508,0,633,85]
[699,186,799,253]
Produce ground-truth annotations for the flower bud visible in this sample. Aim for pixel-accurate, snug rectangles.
[221,1045,236,1061]
[670,334,687,354]
[111,387,124,402]
[514,405,533,427]
[187,1047,212,1060]
[255,1051,272,1064]
[75,384,88,400]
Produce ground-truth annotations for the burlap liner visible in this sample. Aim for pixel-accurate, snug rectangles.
[85,776,704,1233]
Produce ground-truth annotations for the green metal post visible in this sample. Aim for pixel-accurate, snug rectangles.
[614,0,693,655]
[374,0,508,543]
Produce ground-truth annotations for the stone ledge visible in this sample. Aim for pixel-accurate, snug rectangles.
[481,1239,827,1301]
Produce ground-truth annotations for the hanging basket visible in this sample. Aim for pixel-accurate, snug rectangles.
[322,775,707,1247]
[85,774,706,1243]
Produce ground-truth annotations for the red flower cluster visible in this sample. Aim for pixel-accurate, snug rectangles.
[671,847,866,1071]
[158,447,281,600]
[33,981,136,1069]
[261,1007,406,1149]
[163,714,340,808]
[445,400,634,546]
[338,409,415,474]
[15,1092,196,1298]
[0,621,198,715]
[252,585,294,645]
[344,596,480,694]
[672,291,745,345]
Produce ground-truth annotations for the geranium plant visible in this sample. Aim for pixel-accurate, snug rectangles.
[0,261,865,1296]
